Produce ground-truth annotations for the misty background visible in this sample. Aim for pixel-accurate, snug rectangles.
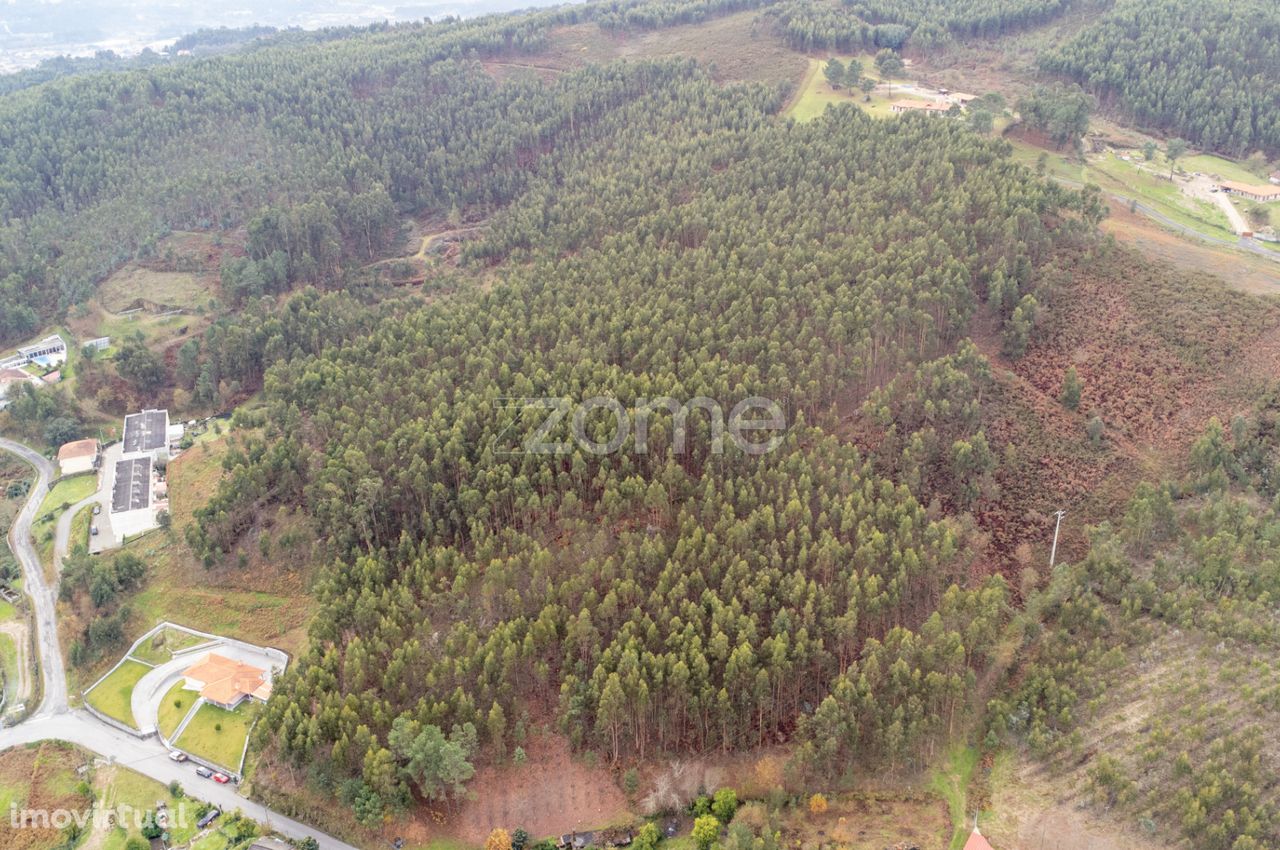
[0,0,567,73]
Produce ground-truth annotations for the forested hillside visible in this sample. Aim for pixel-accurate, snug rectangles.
[0,6,586,343]
[990,408,1280,850]
[1041,0,1280,156]
[166,58,1106,819]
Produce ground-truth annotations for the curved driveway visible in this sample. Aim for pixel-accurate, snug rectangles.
[1,436,68,716]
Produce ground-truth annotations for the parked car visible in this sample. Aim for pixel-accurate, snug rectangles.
[168,750,187,762]
[195,766,213,778]
[90,526,98,536]
[196,809,221,829]
[92,505,101,515]
[212,772,230,784]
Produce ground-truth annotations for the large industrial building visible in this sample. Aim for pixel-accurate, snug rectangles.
[108,408,180,539]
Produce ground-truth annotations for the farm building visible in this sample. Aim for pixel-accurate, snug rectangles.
[1219,181,1280,202]
[57,439,100,476]
[890,100,953,115]
[1271,170,1280,185]
[182,653,273,711]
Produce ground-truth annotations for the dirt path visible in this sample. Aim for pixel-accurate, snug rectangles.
[0,621,31,707]
[1186,174,1250,234]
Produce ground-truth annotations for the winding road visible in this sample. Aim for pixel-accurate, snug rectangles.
[0,438,360,850]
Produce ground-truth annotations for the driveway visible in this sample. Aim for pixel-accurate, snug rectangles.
[132,641,285,739]
[1186,174,1250,234]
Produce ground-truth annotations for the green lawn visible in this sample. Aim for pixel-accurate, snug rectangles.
[0,633,17,703]
[98,763,205,850]
[0,598,16,622]
[70,502,94,551]
[85,658,149,728]
[1181,153,1271,184]
[174,701,257,770]
[32,472,100,568]
[157,679,196,739]
[36,472,98,517]
[928,744,980,850]
[131,626,209,666]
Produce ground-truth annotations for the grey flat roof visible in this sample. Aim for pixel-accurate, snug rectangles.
[111,456,152,513]
[123,409,168,454]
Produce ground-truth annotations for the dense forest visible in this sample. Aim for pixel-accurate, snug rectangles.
[170,57,1104,817]
[1041,0,1280,156]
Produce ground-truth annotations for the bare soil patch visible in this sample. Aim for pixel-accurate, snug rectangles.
[449,732,631,844]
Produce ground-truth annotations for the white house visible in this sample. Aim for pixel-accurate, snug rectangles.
[16,334,67,368]
[57,439,100,476]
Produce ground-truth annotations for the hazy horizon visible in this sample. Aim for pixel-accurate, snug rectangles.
[0,0,569,73]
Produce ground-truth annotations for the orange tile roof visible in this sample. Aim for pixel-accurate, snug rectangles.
[58,439,99,461]
[963,829,994,850]
[184,653,269,705]
[1221,180,1280,198]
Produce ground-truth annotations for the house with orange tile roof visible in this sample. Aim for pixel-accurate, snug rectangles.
[182,653,273,710]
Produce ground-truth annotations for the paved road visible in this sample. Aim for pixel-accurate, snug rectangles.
[0,438,361,850]
[0,711,360,850]
[1047,173,1280,263]
[1,436,68,716]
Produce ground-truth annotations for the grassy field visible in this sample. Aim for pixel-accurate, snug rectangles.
[94,762,205,850]
[85,658,149,728]
[1006,141,1237,239]
[31,472,99,570]
[786,54,885,122]
[157,680,195,739]
[175,701,257,770]
[132,625,209,666]
[929,745,980,850]
[98,266,209,313]
[0,599,16,623]
[0,742,90,850]
[69,502,93,552]
[0,633,17,703]
[121,436,316,656]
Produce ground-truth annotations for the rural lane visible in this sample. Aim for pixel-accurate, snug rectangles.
[1,436,69,716]
[0,439,361,849]
[0,711,361,850]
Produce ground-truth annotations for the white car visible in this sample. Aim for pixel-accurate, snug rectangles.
[168,750,187,762]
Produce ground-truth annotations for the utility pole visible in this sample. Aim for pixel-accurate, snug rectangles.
[1049,509,1066,568]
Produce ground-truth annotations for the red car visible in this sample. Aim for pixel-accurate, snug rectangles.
[212,773,231,784]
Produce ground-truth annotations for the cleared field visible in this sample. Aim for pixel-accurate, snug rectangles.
[92,762,205,850]
[99,265,210,312]
[786,54,885,122]
[0,742,89,850]
[85,658,149,728]
[157,679,195,739]
[517,13,808,86]
[174,701,256,770]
